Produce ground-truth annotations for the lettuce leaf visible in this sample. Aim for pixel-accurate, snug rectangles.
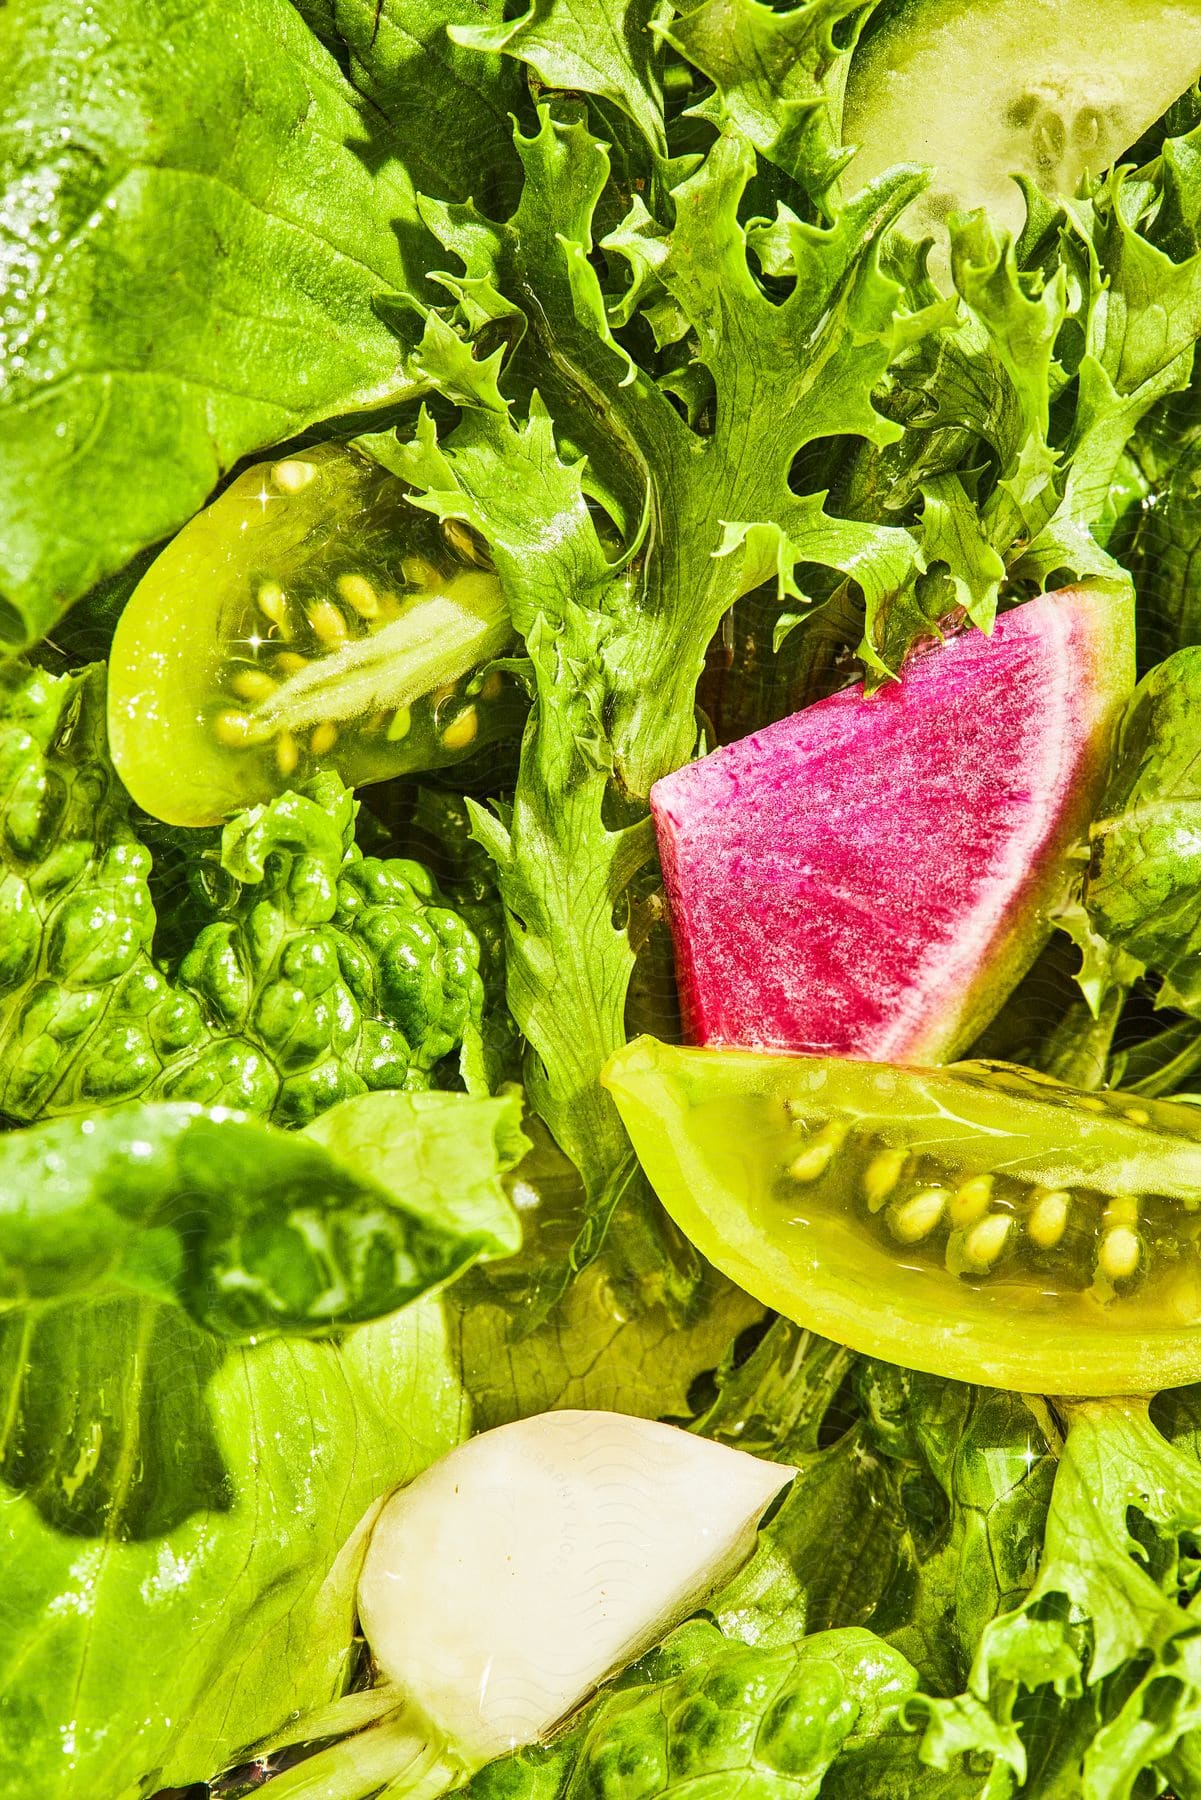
[0,0,451,650]
[0,1088,525,1794]
[0,1089,521,1334]
[0,1299,467,1799]
[289,0,525,216]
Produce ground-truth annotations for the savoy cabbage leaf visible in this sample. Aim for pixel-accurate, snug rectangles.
[0,660,489,1125]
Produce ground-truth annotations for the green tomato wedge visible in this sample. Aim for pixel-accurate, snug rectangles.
[604,1037,1201,1394]
[108,443,517,826]
[844,0,1201,249]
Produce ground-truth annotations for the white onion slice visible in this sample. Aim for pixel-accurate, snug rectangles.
[357,1409,794,1764]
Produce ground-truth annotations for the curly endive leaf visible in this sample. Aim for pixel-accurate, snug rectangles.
[451,0,671,159]
[914,1397,1201,1796]
[383,105,928,1248]
[662,0,869,208]
[919,472,1006,631]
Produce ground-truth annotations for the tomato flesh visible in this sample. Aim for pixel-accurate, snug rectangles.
[604,1037,1201,1394]
[108,443,517,826]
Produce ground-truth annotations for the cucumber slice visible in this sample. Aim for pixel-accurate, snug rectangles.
[844,0,1201,244]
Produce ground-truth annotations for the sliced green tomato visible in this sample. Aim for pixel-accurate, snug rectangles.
[844,0,1201,248]
[108,443,518,826]
[604,1037,1201,1394]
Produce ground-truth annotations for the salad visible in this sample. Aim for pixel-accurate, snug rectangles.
[9,0,1201,1794]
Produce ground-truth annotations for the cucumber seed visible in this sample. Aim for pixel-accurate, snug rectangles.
[949,1174,993,1228]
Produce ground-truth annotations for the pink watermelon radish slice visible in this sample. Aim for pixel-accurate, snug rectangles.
[652,585,1134,1061]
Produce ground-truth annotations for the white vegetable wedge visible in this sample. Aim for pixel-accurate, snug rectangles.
[357,1409,794,1764]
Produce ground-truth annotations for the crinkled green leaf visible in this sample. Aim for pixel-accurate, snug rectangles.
[951,214,1066,451]
[626,139,920,456]
[1083,160,1201,397]
[947,211,1066,547]
[843,114,1201,672]
[1085,647,1201,1010]
[460,1617,922,1800]
[400,307,512,414]
[383,388,653,1210]
[419,107,925,772]
[450,0,670,161]
[0,0,430,650]
[1124,389,1201,659]
[0,660,490,1126]
[661,0,869,207]
[1015,155,1201,585]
